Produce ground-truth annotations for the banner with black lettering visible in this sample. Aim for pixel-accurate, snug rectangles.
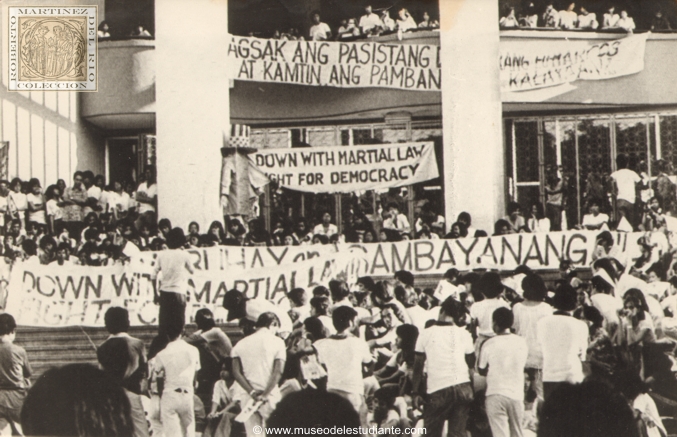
[226,35,441,91]
[249,142,439,193]
[6,254,343,327]
[500,33,648,94]
[340,231,645,276]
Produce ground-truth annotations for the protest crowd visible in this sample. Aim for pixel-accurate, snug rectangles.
[0,151,674,437]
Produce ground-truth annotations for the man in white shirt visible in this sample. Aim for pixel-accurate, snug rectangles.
[616,10,636,32]
[155,318,201,437]
[314,306,373,426]
[312,212,338,238]
[479,307,528,437]
[358,5,383,35]
[412,298,475,437]
[610,154,641,230]
[580,199,609,230]
[434,268,462,302]
[287,287,311,327]
[153,228,194,336]
[537,284,588,400]
[223,289,294,336]
[309,13,331,41]
[231,313,286,437]
[602,6,620,28]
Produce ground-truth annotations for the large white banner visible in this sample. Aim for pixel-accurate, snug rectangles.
[226,35,441,91]
[500,34,648,93]
[6,254,342,327]
[6,231,647,327]
[250,142,439,193]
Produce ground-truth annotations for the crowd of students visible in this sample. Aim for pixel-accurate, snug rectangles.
[0,215,677,435]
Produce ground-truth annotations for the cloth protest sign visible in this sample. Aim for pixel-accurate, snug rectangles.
[227,34,441,91]
[249,142,439,193]
[6,253,342,327]
[500,33,648,94]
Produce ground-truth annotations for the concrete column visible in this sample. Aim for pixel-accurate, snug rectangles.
[440,0,504,235]
[155,0,229,230]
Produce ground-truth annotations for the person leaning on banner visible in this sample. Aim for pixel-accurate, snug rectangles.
[153,227,194,337]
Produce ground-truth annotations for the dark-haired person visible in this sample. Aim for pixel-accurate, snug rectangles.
[374,324,418,391]
[310,295,335,335]
[231,312,286,437]
[493,219,512,236]
[98,307,147,395]
[0,314,30,435]
[135,166,157,226]
[503,202,525,233]
[96,337,150,437]
[287,288,310,327]
[7,178,27,231]
[580,199,609,231]
[21,363,134,437]
[153,227,194,336]
[478,308,528,437]
[314,306,373,426]
[538,380,640,437]
[512,274,553,404]
[312,212,338,239]
[590,271,621,339]
[26,178,46,231]
[383,203,410,236]
[412,298,474,437]
[267,390,360,432]
[527,203,550,233]
[470,273,509,372]
[617,289,656,368]
[154,317,201,437]
[185,308,232,408]
[537,284,588,401]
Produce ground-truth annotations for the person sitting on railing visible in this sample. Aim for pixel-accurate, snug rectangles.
[418,11,439,29]
[97,21,110,39]
[616,10,636,33]
[558,2,578,29]
[543,3,560,28]
[337,19,360,40]
[651,11,672,31]
[499,7,520,29]
[309,12,332,41]
[602,6,620,29]
[396,8,417,33]
[359,5,383,36]
[577,7,599,30]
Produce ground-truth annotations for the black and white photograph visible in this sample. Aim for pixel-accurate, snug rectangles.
[0,0,676,436]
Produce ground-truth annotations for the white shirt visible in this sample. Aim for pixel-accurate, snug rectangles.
[359,13,383,33]
[537,314,588,383]
[314,336,372,395]
[231,328,286,394]
[383,214,410,234]
[603,12,620,28]
[582,213,609,229]
[512,301,554,368]
[136,182,157,214]
[312,223,338,237]
[211,379,233,406]
[611,169,640,203]
[415,324,474,393]
[26,193,46,224]
[154,339,200,392]
[318,315,337,335]
[309,22,331,41]
[46,199,63,221]
[397,16,417,32]
[479,334,528,401]
[558,10,578,28]
[9,192,27,212]
[406,305,432,333]
[527,217,551,233]
[617,16,635,31]
[153,249,192,293]
[470,298,510,337]
[578,13,598,29]
[84,185,102,216]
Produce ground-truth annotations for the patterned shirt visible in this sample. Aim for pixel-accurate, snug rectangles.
[63,186,87,222]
